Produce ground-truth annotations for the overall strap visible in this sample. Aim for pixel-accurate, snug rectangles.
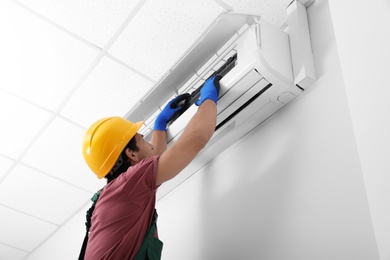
[78,188,103,260]
[133,209,163,260]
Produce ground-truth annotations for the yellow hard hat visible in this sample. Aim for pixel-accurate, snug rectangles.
[82,116,143,179]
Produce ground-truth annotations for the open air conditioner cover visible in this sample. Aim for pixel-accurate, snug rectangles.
[125,2,315,200]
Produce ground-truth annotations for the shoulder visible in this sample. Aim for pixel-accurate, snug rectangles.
[121,155,160,189]
[127,155,160,176]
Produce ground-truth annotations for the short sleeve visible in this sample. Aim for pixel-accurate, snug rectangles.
[122,155,160,191]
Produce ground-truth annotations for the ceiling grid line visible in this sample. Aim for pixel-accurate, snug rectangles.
[0,88,56,116]
[0,114,57,184]
[212,0,234,11]
[54,0,149,119]
[18,162,95,194]
[0,203,60,227]
[24,198,93,259]
[106,53,157,84]
[8,0,103,52]
[0,241,29,254]
[98,0,148,53]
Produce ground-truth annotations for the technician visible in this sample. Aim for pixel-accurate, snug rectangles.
[79,75,221,259]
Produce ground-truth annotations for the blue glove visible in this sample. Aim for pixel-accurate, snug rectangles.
[154,93,190,131]
[195,75,222,106]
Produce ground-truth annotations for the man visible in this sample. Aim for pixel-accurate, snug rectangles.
[80,75,221,259]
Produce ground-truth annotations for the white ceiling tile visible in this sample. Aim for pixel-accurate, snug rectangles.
[0,1,99,112]
[0,244,28,260]
[0,90,52,159]
[21,117,105,192]
[0,164,92,225]
[60,56,154,128]
[109,0,225,81]
[15,0,140,48]
[0,156,14,180]
[0,205,58,251]
[222,0,292,27]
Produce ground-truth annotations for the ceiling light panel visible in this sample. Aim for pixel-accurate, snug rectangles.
[0,164,91,225]
[108,0,225,81]
[0,90,52,159]
[60,56,155,128]
[0,1,99,112]
[0,244,27,260]
[0,205,58,252]
[221,0,292,27]
[21,117,105,192]
[15,0,140,48]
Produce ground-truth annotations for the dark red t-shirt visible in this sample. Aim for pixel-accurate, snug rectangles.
[85,156,159,259]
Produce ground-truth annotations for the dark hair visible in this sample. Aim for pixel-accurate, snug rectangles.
[105,135,139,183]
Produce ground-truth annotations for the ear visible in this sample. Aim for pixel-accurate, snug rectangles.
[125,148,139,164]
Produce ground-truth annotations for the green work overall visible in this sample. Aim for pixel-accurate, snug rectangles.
[133,210,163,260]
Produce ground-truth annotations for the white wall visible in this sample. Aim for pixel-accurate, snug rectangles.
[156,0,380,259]
[328,1,390,259]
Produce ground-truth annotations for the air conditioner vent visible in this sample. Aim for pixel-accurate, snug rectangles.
[216,82,272,131]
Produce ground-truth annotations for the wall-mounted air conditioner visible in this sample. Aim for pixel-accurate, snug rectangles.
[125,1,316,200]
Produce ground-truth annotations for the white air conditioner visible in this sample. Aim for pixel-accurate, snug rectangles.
[125,1,315,200]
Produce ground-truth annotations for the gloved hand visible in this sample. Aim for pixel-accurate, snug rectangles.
[154,93,190,131]
[195,75,222,106]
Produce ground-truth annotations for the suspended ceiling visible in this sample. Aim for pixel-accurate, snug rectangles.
[0,0,313,259]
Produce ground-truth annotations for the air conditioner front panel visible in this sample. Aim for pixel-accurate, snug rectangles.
[216,76,271,126]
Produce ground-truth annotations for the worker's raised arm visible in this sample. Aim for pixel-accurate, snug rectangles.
[150,130,167,156]
[156,76,220,186]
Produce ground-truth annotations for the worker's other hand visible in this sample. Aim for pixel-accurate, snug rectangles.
[154,93,191,131]
[195,75,222,106]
